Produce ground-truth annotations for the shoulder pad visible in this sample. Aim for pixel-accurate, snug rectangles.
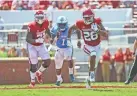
[95,18,102,24]
[76,19,83,24]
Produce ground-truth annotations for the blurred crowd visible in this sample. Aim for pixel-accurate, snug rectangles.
[100,47,134,82]
[0,46,55,58]
[0,0,137,10]
[0,46,28,57]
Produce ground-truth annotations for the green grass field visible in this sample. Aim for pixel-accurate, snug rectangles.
[0,82,137,96]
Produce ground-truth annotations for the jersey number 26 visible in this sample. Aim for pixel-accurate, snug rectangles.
[83,31,98,41]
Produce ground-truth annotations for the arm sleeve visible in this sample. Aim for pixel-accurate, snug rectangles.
[96,18,106,30]
[26,31,36,43]
[99,23,106,30]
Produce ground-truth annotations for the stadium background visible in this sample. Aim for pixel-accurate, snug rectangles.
[0,0,137,84]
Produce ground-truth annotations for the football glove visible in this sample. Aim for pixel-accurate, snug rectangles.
[77,40,81,48]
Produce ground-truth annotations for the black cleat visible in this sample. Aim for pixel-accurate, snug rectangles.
[125,79,131,85]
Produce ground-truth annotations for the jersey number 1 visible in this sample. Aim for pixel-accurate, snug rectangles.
[62,39,65,46]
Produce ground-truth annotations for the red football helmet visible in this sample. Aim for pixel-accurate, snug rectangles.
[35,10,45,24]
[83,9,94,25]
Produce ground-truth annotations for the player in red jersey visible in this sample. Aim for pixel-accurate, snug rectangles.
[69,8,108,88]
[26,10,51,88]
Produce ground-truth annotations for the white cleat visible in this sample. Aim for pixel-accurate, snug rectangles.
[36,71,43,84]
[85,78,91,89]
[55,78,63,86]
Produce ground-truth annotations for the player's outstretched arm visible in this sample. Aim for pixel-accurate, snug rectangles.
[68,25,81,39]
[69,25,81,40]
[69,25,81,48]
[49,27,58,45]
[45,28,53,43]
[46,28,51,38]
[97,23,108,37]
[47,28,58,51]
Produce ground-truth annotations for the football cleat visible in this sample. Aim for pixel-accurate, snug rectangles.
[55,78,63,86]
[36,71,43,84]
[28,82,35,88]
[86,78,91,89]
[69,74,75,82]
[125,79,131,85]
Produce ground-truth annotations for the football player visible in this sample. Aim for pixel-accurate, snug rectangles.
[26,10,51,87]
[69,8,108,88]
[125,38,137,84]
[50,16,75,86]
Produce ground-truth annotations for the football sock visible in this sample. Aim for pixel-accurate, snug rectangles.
[30,71,36,82]
[57,75,62,81]
[90,71,95,78]
[38,65,46,73]
[69,68,73,75]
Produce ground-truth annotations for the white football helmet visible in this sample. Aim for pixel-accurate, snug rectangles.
[57,16,68,31]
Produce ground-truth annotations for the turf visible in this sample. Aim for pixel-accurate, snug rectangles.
[0,82,137,96]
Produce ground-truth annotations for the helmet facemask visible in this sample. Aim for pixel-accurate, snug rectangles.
[35,14,45,25]
[57,16,68,31]
[83,15,94,25]
[57,23,67,31]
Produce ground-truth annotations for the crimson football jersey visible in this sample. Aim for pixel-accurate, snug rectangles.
[76,18,102,46]
[28,19,49,46]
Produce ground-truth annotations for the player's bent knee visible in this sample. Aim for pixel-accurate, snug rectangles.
[42,59,51,68]
[30,64,38,73]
